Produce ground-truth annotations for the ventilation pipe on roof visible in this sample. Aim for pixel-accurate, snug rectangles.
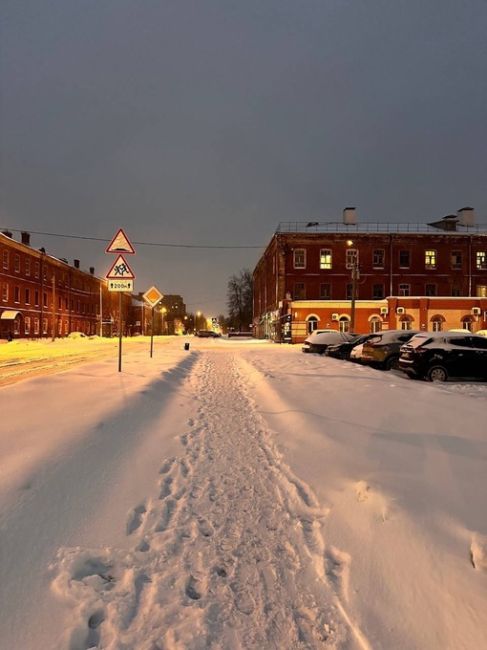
[458,207,475,227]
[2,230,13,238]
[74,259,80,269]
[89,266,95,275]
[21,231,31,245]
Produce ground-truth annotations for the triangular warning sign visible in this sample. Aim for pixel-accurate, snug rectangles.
[106,228,135,254]
[106,254,136,280]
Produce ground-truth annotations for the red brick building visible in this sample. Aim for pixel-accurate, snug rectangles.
[0,230,104,338]
[253,210,487,342]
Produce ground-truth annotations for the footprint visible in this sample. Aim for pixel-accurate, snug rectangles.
[198,518,214,538]
[136,539,150,553]
[159,458,175,474]
[159,476,173,499]
[155,498,177,532]
[185,575,203,600]
[126,504,147,535]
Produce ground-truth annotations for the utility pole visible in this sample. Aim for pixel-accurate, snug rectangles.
[99,283,103,337]
[351,262,358,333]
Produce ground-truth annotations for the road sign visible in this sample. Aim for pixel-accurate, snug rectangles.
[106,254,136,280]
[143,286,164,308]
[108,279,134,292]
[106,228,136,254]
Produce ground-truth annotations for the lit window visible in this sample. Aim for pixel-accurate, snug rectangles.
[399,284,410,296]
[477,285,487,298]
[346,249,358,269]
[373,249,385,268]
[425,250,437,269]
[476,251,487,270]
[320,249,332,270]
[293,249,306,269]
[451,251,462,269]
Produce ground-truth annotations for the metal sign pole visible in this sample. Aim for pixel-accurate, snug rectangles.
[118,292,123,372]
[150,307,154,358]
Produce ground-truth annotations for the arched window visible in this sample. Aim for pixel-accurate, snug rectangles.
[430,314,445,332]
[399,315,414,331]
[461,316,473,331]
[306,315,319,334]
[369,316,382,333]
[339,315,350,333]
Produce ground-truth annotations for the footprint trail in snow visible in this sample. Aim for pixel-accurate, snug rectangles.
[51,353,370,650]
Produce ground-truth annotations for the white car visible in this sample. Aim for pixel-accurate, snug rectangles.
[302,330,354,354]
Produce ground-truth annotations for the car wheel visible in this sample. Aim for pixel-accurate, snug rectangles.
[426,366,448,382]
[384,355,399,370]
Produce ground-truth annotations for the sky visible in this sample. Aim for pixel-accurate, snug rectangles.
[1,0,487,315]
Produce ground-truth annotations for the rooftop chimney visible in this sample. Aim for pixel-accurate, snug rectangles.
[21,231,30,246]
[2,230,13,238]
[428,215,458,232]
[74,259,80,269]
[457,207,475,227]
[39,247,46,253]
[343,207,357,225]
[89,266,95,275]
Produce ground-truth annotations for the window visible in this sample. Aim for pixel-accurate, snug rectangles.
[34,262,40,278]
[346,283,354,300]
[461,317,473,331]
[399,250,410,268]
[58,319,63,335]
[25,258,31,276]
[34,318,40,335]
[42,318,48,335]
[35,290,39,306]
[372,284,384,299]
[14,254,20,273]
[400,316,413,330]
[320,249,332,270]
[14,319,20,334]
[451,251,462,269]
[346,248,358,269]
[398,283,410,296]
[2,250,8,270]
[14,286,20,303]
[431,316,444,332]
[425,250,437,269]
[25,288,30,304]
[25,317,31,335]
[58,296,62,309]
[425,284,437,296]
[451,287,461,297]
[476,251,487,270]
[370,317,382,333]
[43,292,48,308]
[320,283,331,299]
[306,316,319,334]
[476,285,487,298]
[43,266,48,282]
[293,282,306,299]
[373,249,385,268]
[339,316,350,333]
[293,249,306,269]
[2,283,8,302]
[64,321,69,335]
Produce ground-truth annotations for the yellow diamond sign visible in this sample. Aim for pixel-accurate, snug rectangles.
[143,286,164,307]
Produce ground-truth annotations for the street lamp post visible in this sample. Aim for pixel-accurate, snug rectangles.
[346,240,359,333]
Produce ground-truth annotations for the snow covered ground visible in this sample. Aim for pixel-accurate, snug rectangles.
[0,338,486,649]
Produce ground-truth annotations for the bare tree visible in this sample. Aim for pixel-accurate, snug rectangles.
[227,269,253,331]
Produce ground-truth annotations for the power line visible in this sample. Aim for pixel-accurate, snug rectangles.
[0,227,264,250]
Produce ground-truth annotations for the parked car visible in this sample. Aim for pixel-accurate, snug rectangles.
[399,332,487,381]
[350,342,366,362]
[361,329,420,370]
[326,334,376,360]
[302,330,354,354]
[195,330,221,338]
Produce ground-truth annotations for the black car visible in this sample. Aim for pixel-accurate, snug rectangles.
[326,334,375,360]
[399,332,487,381]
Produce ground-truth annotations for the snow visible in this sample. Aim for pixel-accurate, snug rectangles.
[0,338,486,649]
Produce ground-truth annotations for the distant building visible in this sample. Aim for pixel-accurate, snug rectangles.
[253,209,487,342]
[0,230,103,339]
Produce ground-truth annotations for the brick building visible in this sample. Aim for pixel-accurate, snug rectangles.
[253,209,487,342]
[0,230,104,338]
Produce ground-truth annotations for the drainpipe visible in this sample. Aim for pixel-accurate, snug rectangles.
[468,235,472,297]
[389,235,393,296]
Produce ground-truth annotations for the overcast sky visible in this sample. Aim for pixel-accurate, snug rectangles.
[2,0,487,315]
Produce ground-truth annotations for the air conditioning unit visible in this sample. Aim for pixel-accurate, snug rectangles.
[380,307,388,315]
[331,313,339,321]
[396,307,405,315]
[472,307,481,316]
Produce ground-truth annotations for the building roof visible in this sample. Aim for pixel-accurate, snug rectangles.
[276,221,486,235]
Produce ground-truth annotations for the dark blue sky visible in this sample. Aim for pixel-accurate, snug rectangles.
[2,0,487,314]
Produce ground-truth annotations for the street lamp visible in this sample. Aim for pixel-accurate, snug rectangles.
[196,310,201,332]
[346,240,359,333]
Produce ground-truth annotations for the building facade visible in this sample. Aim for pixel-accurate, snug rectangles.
[253,213,487,342]
[1,230,103,338]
